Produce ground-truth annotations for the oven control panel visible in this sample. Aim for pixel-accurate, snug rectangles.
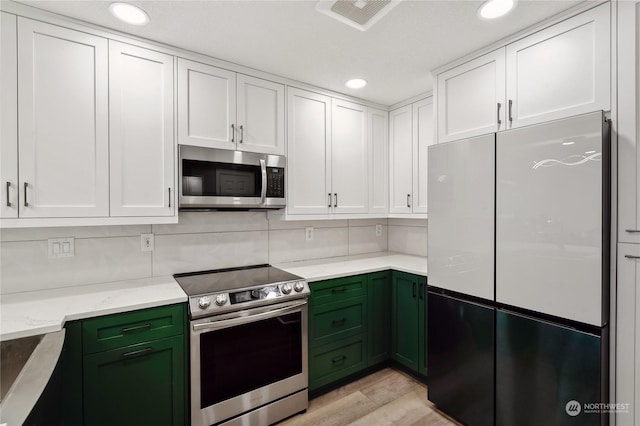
[190,280,309,317]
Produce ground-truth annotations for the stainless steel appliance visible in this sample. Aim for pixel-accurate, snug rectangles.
[428,111,610,426]
[174,265,309,426]
[179,145,286,210]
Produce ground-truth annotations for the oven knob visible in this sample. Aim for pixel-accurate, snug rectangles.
[281,283,293,294]
[198,296,211,309]
[215,294,227,306]
[294,282,305,293]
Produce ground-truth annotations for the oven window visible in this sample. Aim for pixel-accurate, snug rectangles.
[199,311,302,408]
[182,160,261,197]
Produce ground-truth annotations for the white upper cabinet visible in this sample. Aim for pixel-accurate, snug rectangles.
[17,18,109,218]
[177,59,285,155]
[389,105,413,214]
[368,108,389,214]
[436,49,506,143]
[331,99,368,214]
[412,97,433,214]
[236,74,285,155]
[618,0,640,245]
[506,3,610,128]
[178,58,236,150]
[1,13,18,218]
[286,87,332,215]
[109,42,175,217]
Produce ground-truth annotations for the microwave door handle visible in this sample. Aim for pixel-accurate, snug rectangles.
[192,300,307,331]
[260,159,267,205]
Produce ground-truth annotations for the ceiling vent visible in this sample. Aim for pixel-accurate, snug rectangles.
[316,0,402,31]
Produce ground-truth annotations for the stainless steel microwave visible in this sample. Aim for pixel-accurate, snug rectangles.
[179,145,286,210]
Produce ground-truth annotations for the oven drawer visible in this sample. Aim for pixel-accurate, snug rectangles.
[309,334,366,391]
[310,275,367,306]
[310,297,366,348]
[82,304,185,354]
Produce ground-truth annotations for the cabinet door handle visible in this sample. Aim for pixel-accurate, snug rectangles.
[626,229,640,233]
[122,347,153,359]
[413,282,417,298]
[122,323,151,333]
[332,318,347,327]
[407,194,411,208]
[625,255,640,260]
[239,125,244,143]
[497,102,502,126]
[328,193,332,207]
[331,355,347,364]
[23,182,28,207]
[5,182,10,207]
[419,282,424,300]
[331,287,346,294]
[231,124,235,142]
[508,99,513,123]
[334,193,337,208]
[168,188,171,208]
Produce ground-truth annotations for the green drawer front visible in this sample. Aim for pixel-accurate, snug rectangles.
[309,335,366,391]
[310,275,367,306]
[310,299,365,348]
[83,304,185,354]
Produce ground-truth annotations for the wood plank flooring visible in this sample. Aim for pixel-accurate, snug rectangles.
[280,368,461,426]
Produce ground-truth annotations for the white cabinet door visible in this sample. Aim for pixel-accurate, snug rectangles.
[506,3,610,129]
[412,97,433,214]
[177,58,236,150]
[617,244,640,426]
[286,87,331,215]
[17,18,109,218]
[236,74,285,155]
[109,42,174,217]
[436,48,506,143]
[331,99,368,214]
[368,108,388,214]
[1,13,17,218]
[619,0,640,244]
[389,105,412,213]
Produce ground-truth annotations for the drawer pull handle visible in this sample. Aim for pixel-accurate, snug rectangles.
[332,318,347,327]
[122,323,152,334]
[626,229,640,233]
[331,355,347,364]
[122,347,152,358]
[331,287,346,294]
[625,255,640,260]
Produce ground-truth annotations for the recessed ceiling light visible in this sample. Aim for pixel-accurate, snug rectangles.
[109,2,150,26]
[478,0,515,20]
[346,78,367,89]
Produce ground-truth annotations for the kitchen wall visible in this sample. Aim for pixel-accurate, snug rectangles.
[0,213,432,295]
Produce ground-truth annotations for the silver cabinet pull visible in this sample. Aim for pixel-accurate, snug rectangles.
[23,182,28,207]
[625,229,640,233]
[328,193,332,207]
[5,182,10,207]
[239,125,244,143]
[168,188,171,208]
[497,102,502,126]
[407,194,411,208]
[231,124,235,143]
[334,193,337,208]
[508,99,513,123]
[625,255,640,260]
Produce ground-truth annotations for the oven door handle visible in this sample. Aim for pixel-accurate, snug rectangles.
[192,300,307,331]
[260,159,267,205]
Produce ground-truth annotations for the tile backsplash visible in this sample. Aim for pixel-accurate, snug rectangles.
[0,213,427,295]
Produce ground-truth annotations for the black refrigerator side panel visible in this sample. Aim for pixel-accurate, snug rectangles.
[496,310,604,426]
[427,291,495,426]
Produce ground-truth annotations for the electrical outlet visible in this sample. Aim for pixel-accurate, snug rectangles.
[376,224,382,237]
[141,233,154,252]
[305,227,314,241]
[48,237,75,259]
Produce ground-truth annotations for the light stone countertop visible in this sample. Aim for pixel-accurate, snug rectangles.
[275,252,427,282]
[0,276,187,341]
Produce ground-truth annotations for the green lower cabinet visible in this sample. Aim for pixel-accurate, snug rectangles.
[309,334,367,391]
[368,271,391,367]
[391,271,427,376]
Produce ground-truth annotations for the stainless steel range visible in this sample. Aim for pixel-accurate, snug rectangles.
[174,265,309,426]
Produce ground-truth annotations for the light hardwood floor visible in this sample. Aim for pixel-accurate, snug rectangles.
[280,368,461,426]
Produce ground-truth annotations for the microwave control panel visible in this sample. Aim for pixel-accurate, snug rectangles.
[266,168,285,198]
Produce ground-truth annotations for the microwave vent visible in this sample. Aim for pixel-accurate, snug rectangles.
[316,0,402,31]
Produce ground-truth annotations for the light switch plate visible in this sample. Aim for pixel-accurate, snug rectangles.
[141,233,154,252]
[48,238,74,259]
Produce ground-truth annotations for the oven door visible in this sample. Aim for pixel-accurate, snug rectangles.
[190,299,308,426]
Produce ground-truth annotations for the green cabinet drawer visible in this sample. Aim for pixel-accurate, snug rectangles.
[82,304,184,354]
[310,298,365,348]
[310,275,367,306]
[83,334,185,426]
[309,334,367,391]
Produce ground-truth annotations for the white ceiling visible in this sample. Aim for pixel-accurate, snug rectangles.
[14,0,583,106]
